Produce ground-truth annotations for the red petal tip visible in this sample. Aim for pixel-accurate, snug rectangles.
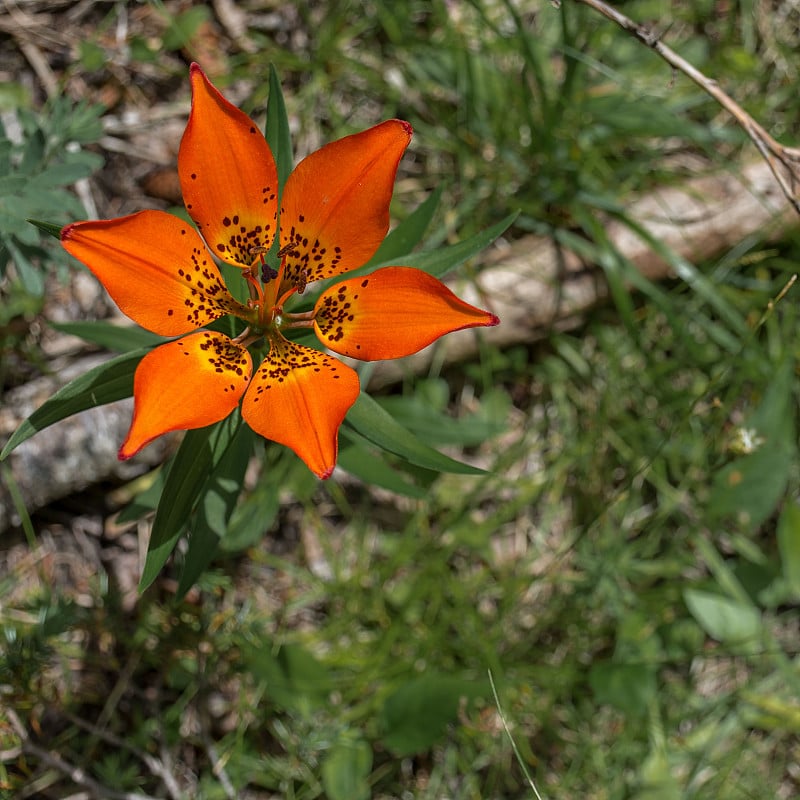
[60,223,77,240]
[487,313,500,327]
[189,62,202,76]
[318,465,335,480]
[117,444,133,461]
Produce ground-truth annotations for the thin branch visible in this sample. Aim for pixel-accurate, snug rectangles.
[6,708,161,800]
[64,712,183,800]
[571,0,800,216]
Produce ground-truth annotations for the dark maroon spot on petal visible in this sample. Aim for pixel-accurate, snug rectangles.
[191,173,197,180]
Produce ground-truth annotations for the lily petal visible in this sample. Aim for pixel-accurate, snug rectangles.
[61,210,249,336]
[179,63,278,268]
[120,331,252,459]
[314,267,499,360]
[278,119,412,294]
[241,337,359,478]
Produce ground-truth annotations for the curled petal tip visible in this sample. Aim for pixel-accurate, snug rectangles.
[60,223,76,241]
[487,313,500,327]
[398,120,413,137]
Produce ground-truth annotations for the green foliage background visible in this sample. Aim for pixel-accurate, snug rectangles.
[2,1,800,798]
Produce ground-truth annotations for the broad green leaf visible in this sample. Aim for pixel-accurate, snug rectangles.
[365,186,442,267]
[266,64,293,196]
[777,502,800,598]
[683,588,762,649]
[589,662,656,717]
[345,393,484,475]
[244,642,332,715]
[368,212,517,278]
[321,738,372,800]
[380,674,486,756]
[50,320,165,353]
[1,349,144,459]
[140,414,241,591]
[709,358,795,528]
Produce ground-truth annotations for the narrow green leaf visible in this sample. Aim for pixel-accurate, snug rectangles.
[26,218,63,239]
[371,212,517,278]
[1,349,144,459]
[621,213,748,337]
[6,238,43,295]
[140,414,241,591]
[266,64,293,196]
[344,393,484,475]
[50,320,165,353]
[338,435,428,499]
[365,186,442,267]
[378,388,509,447]
[175,423,252,598]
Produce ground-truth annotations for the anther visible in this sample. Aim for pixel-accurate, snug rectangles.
[278,243,299,258]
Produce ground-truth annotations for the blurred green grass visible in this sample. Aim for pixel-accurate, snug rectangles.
[2,1,800,798]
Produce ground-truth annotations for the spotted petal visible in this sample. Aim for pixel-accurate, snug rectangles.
[179,63,279,268]
[120,331,252,459]
[314,267,499,360]
[61,210,249,336]
[278,119,412,294]
[241,337,359,479]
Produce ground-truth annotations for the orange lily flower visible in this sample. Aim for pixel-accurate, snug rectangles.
[61,64,498,478]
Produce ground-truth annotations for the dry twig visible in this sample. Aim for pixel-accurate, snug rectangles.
[5,708,161,800]
[571,0,800,217]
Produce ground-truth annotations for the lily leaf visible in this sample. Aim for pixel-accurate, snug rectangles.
[345,393,484,475]
[0,349,144,459]
[371,211,516,278]
[175,422,253,598]
[366,186,442,267]
[266,63,293,196]
[338,432,428,499]
[140,413,243,592]
[50,320,165,353]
